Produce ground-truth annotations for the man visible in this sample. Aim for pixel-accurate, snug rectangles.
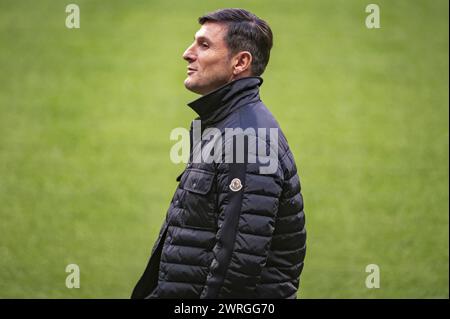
[132,8,306,299]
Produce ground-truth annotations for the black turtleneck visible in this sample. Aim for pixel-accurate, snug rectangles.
[187,76,263,126]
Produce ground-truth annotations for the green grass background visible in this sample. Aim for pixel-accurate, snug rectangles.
[0,0,448,298]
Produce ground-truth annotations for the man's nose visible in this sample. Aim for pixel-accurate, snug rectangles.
[182,44,196,63]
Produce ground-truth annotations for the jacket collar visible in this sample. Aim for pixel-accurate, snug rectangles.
[187,76,263,125]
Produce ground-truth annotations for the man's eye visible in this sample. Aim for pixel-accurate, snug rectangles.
[201,42,209,48]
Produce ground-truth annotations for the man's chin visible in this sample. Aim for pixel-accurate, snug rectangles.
[184,78,203,95]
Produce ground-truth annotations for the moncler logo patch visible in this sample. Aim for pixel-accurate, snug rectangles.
[229,178,243,192]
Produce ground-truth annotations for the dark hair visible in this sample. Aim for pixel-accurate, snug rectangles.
[198,8,273,76]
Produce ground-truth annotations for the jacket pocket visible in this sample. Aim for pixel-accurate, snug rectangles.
[183,169,215,195]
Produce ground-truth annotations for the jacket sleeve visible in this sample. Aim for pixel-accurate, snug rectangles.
[200,134,284,298]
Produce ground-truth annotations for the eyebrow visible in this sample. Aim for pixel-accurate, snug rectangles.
[194,35,212,43]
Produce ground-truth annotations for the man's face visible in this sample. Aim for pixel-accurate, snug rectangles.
[182,22,234,95]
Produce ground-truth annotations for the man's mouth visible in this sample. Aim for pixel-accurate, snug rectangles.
[187,67,197,75]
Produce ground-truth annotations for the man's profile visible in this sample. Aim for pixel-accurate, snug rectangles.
[131,8,306,299]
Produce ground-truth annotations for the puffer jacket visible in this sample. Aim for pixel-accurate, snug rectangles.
[131,77,306,299]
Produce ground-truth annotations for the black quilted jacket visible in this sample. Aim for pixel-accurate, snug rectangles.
[132,77,306,299]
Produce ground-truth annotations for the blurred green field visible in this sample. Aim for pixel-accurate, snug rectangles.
[0,0,448,298]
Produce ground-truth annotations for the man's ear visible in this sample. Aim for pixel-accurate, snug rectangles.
[232,51,253,76]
